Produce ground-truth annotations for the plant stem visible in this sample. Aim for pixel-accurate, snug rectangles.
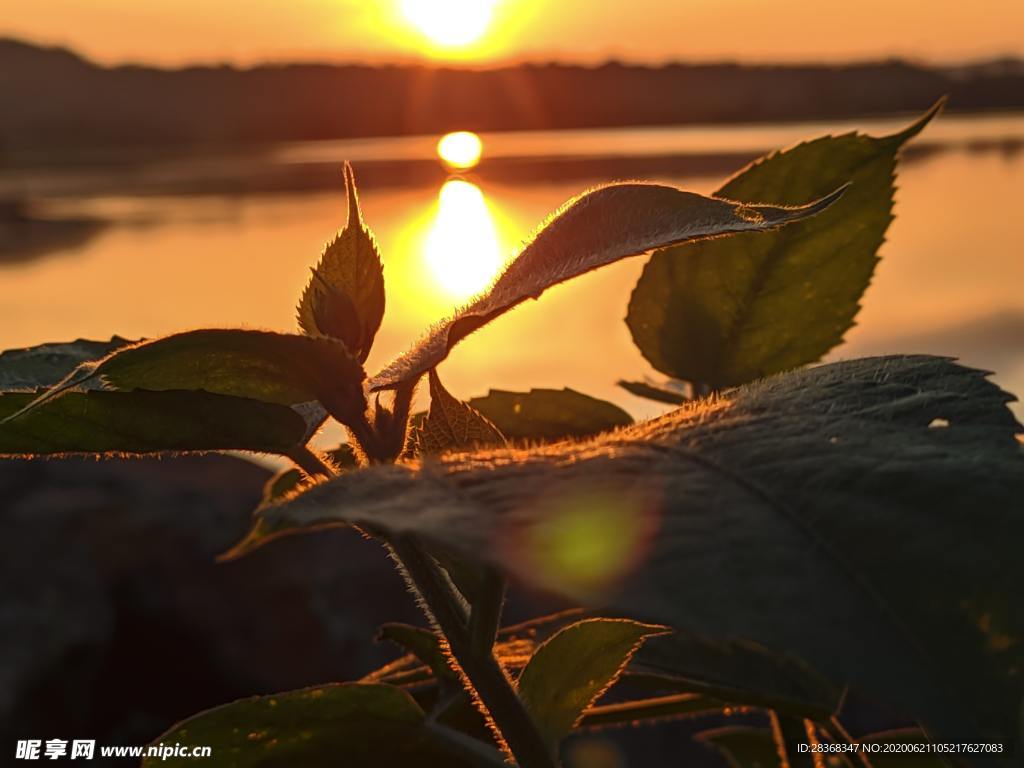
[393,536,558,768]
[468,567,507,657]
[770,712,823,768]
[286,445,335,479]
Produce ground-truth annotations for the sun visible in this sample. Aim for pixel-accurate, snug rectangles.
[437,131,483,170]
[401,0,498,47]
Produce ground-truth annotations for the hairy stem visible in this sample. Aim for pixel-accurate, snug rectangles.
[770,712,825,768]
[393,536,558,768]
[286,445,335,479]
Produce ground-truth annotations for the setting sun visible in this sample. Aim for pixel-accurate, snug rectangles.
[437,130,483,170]
[400,0,498,47]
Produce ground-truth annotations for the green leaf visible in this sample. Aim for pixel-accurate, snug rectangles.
[370,182,845,391]
[249,356,1024,758]
[144,682,472,768]
[417,369,506,455]
[469,388,633,442]
[616,379,688,405]
[0,389,309,457]
[626,100,943,389]
[297,164,385,363]
[517,618,666,750]
[9,330,367,428]
[696,726,780,768]
[0,336,131,389]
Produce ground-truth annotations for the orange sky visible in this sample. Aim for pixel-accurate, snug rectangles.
[2,0,1022,66]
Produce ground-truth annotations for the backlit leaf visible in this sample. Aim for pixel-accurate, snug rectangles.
[516,618,666,750]
[469,388,633,442]
[297,164,385,363]
[144,683,471,768]
[246,356,1024,758]
[369,183,845,390]
[0,389,308,457]
[626,100,942,389]
[9,329,367,427]
[417,369,506,455]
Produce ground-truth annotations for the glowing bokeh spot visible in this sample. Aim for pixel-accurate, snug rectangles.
[437,131,484,170]
[424,179,504,298]
[507,486,659,598]
[401,0,497,47]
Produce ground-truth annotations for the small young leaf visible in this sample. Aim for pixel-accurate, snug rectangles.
[144,683,472,768]
[616,379,688,405]
[696,726,780,768]
[417,369,506,454]
[469,388,632,442]
[626,99,943,389]
[297,164,385,363]
[516,618,667,750]
[0,336,131,389]
[369,182,845,391]
[247,356,1024,757]
[0,390,309,457]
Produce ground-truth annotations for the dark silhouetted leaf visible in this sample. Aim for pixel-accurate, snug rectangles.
[696,726,780,768]
[0,390,308,457]
[262,467,306,505]
[616,379,688,405]
[297,164,385,363]
[246,356,1024,759]
[370,183,845,391]
[469,388,633,442]
[517,618,666,749]
[418,369,506,454]
[626,100,943,389]
[379,623,458,683]
[144,683,471,768]
[0,336,131,389]
[634,632,842,720]
[9,330,367,428]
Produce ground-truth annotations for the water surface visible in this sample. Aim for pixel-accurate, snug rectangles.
[3,113,1022,439]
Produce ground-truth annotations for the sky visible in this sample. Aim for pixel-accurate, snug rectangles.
[1,0,1022,67]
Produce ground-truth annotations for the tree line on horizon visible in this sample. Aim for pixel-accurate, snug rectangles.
[2,36,1023,153]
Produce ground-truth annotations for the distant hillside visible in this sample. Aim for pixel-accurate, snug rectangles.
[2,38,1022,152]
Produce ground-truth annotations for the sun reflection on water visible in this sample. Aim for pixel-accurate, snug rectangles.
[422,178,505,300]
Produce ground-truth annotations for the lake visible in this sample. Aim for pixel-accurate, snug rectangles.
[2,111,1022,445]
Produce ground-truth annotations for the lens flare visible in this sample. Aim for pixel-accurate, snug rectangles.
[401,0,497,47]
[424,179,503,298]
[437,131,483,170]
[505,484,660,599]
